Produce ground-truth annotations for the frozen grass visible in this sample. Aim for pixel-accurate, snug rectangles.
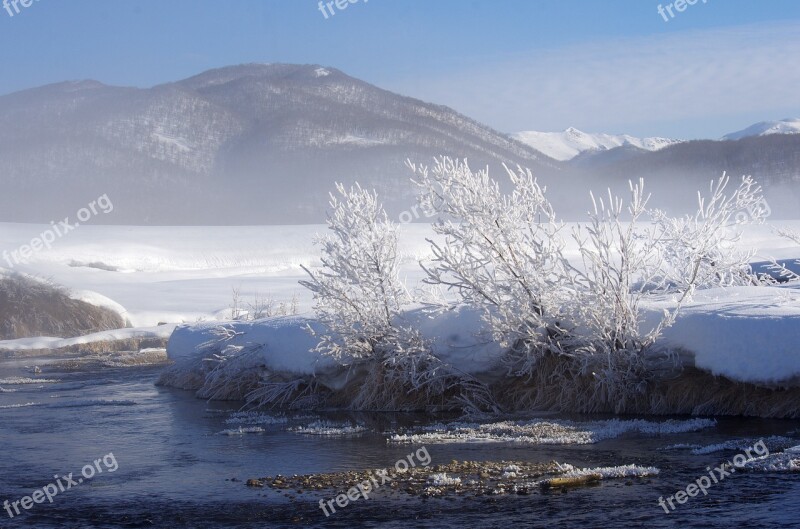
[218,426,266,436]
[0,402,38,409]
[389,417,715,445]
[556,463,660,480]
[690,436,797,455]
[224,411,288,426]
[742,446,800,472]
[427,473,462,486]
[0,377,59,384]
[289,420,367,436]
[494,361,800,417]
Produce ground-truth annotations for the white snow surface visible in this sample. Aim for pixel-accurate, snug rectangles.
[723,118,800,141]
[166,316,337,376]
[513,127,681,161]
[648,286,800,384]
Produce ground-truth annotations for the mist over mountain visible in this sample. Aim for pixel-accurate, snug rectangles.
[567,133,800,216]
[1,64,798,224]
[0,64,558,225]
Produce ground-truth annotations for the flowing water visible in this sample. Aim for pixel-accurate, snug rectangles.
[1,357,799,528]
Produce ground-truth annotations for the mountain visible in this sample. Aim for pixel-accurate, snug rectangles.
[567,134,800,217]
[2,65,798,224]
[512,127,681,161]
[0,64,558,225]
[722,118,800,141]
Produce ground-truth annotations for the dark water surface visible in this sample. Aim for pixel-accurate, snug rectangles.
[1,357,799,528]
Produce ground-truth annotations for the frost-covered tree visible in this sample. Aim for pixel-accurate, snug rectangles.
[300,182,495,411]
[649,173,768,292]
[408,157,573,376]
[570,181,668,351]
[300,182,414,362]
[565,181,681,410]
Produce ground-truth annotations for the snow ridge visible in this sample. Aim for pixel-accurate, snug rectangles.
[513,127,681,161]
[723,118,800,141]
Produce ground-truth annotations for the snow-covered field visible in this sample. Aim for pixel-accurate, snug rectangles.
[1,221,800,388]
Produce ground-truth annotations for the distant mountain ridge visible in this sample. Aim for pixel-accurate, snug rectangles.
[513,127,681,161]
[722,118,800,141]
[515,118,800,161]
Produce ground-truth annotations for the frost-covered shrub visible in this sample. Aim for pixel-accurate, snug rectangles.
[569,180,670,354]
[648,173,767,292]
[408,157,768,412]
[300,182,495,411]
[229,288,299,321]
[769,228,800,282]
[299,182,417,362]
[564,181,679,410]
[408,158,573,376]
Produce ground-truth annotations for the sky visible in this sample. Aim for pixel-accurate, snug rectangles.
[1,0,799,139]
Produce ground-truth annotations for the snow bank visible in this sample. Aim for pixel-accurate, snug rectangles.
[164,283,800,405]
[166,316,336,375]
[165,306,507,382]
[405,306,504,375]
[651,286,800,385]
[68,289,131,324]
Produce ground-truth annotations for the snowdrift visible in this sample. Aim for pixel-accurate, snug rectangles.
[656,286,800,385]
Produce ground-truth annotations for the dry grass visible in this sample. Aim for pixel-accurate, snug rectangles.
[159,351,800,417]
[46,348,170,371]
[0,273,125,340]
[494,358,800,418]
[0,336,168,359]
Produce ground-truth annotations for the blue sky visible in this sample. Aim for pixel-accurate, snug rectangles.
[2,0,799,138]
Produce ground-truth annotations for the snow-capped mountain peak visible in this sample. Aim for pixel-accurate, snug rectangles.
[513,128,681,161]
[722,118,800,141]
